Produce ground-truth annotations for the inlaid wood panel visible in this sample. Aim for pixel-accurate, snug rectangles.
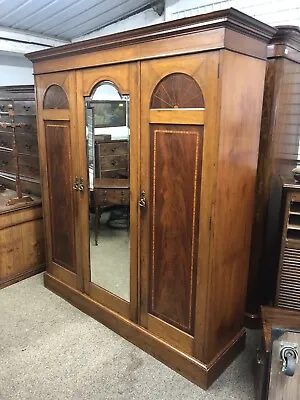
[151,73,204,109]
[43,85,69,109]
[45,121,75,272]
[149,124,203,334]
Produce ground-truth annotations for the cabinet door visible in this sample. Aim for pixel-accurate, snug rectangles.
[35,72,82,290]
[140,54,219,357]
[76,63,139,321]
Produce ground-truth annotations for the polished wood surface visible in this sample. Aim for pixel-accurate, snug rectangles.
[45,271,245,389]
[35,71,82,291]
[26,8,274,70]
[149,124,202,334]
[0,189,44,289]
[205,50,266,360]
[29,9,273,389]
[45,122,75,272]
[246,26,300,326]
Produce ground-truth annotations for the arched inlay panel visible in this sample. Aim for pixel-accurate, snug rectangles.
[43,84,69,109]
[151,73,204,109]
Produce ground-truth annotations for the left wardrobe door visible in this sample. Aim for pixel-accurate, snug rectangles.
[35,72,83,290]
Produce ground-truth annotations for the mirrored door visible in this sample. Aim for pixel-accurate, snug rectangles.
[77,64,139,321]
[86,82,130,301]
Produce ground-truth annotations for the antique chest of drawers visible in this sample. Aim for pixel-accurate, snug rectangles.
[0,85,40,197]
[95,139,129,179]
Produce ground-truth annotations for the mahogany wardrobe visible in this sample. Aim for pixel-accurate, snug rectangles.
[26,8,274,389]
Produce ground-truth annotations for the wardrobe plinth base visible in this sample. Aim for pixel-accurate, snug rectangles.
[44,272,246,389]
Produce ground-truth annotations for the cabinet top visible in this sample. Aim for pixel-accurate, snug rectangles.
[268,25,300,63]
[26,8,275,65]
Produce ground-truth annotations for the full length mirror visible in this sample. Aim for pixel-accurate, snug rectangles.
[85,81,130,301]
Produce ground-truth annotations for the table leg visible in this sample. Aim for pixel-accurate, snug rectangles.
[95,206,99,246]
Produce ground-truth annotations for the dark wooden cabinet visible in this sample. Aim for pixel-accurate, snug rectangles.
[246,26,300,326]
[0,85,41,197]
[26,8,274,389]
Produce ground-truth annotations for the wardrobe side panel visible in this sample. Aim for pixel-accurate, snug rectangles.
[205,50,266,361]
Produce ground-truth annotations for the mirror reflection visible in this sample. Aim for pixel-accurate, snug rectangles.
[86,81,130,301]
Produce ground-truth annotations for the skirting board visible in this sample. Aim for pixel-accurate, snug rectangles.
[0,264,45,290]
[44,272,246,389]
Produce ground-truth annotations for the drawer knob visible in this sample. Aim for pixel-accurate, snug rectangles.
[111,160,117,166]
[25,144,32,150]
[23,105,31,111]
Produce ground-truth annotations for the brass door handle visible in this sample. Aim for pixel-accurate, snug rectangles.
[73,176,79,191]
[79,177,84,192]
[139,190,146,208]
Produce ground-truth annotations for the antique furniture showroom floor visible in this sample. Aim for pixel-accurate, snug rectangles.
[0,273,259,400]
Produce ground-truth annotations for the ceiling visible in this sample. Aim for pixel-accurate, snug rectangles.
[0,0,157,41]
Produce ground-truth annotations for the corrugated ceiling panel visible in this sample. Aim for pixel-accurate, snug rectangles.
[0,0,154,40]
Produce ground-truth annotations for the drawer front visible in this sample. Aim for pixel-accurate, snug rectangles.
[14,101,36,116]
[19,154,40,179]
[16,116,37,134]
[0,115,37,135]
[97,141,128,156]
[0,100,13,113]
[0,150,14,174]
[0,174,41,197]
[100,170,129,179]
[99,155,128,171]
[94,188,130,205]
[17,133,38,155]
[0,132,13,150]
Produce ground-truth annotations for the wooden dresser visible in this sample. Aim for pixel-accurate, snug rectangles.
[0,85,41,197]
[0,188,44,288]
[26,9,275,389]
[0,86,45,288]
[95,139,129,179]
[246,26,300,326]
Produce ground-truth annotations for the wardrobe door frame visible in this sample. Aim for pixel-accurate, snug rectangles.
[76,62,140,322]
[139,53,220,359]
[35,71,83,291]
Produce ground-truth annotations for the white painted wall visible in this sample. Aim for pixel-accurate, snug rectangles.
[75,0,300,41]
[0,54,33,85]
[74,7,164,41]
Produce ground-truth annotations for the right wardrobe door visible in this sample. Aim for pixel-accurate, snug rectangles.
[139,53,219,359]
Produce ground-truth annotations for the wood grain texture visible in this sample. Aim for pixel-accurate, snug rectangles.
[151,73,204,109]
[0,202,45,288]
[26,8,274,65]
[45,121,75,272]
[30,11,271,388]
[204,50,266,362]
[44,272,245,390]
[43,85,69,109]
[149,124,203,333]
[35,71,82,291]
[246,26,300,324]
